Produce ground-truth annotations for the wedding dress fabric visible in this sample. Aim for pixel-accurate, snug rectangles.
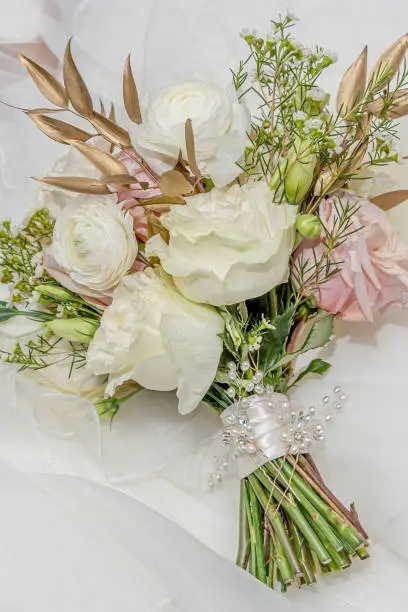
[1,1,408,610]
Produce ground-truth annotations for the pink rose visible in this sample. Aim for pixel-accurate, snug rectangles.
[294,191,408,322]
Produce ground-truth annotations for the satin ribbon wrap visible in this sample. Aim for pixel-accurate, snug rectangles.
[220,391,291,479]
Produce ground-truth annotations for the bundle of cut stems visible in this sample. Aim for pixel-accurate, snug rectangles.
[236,454,369,590]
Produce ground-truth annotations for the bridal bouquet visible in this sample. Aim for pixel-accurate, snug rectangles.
[2,13,408,591]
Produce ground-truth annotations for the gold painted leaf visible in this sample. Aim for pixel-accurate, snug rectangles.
[158,170,193,196]
[390,103,408,118]
[123,55,142,124]
[63,38,93,116]
[101,173,136,186]
[27,113,92,144]
[141,194,185,206]
[71,141,128,176]
[90,111,131,147]
[371,190,408,210]
[108,104,116,153]
[33,176,111,195]
[27,108,67,115]
[99,99,106,116]
[19,54,68,108]
[370,34,408,91]
[365,98,384,114]
[388,89,408,117]
[366,89,408,115]
[185,119,200,176]
[109,102,116,121]
[144,203,172,214]
[146,212,169,242]
[336,46,367,114]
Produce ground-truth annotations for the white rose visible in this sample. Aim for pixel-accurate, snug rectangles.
[86,269,224,415]
[133,79,249,187]
[50,194,138,297]
[146,182,297,306]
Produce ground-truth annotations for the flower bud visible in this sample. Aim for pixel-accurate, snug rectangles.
[47,318,98,343]
[36,284,74,302]
[284,139,317,203]
[269,159,289,191]
[296,214,321,239]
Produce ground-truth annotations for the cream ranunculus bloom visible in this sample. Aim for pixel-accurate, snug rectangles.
[86,268,224,415]
[50,194,138,298]
[146,182,297,306]
[133,79,249,187]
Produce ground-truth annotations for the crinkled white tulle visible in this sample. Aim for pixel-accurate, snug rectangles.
[1,1,408,610]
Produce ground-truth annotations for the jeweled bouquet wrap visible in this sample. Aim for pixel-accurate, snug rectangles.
[2,11,408,593]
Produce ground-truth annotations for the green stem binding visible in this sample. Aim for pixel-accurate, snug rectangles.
[237,453,369,591]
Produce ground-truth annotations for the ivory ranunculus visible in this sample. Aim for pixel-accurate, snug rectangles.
[133,79,249,187]
[146,183,297,306]
[86,269,224,415]
[50,195,138,298]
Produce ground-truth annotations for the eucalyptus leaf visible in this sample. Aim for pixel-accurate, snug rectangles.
[259,306,294,372]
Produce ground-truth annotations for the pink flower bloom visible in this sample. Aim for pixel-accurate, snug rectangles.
[294,191,408,322]
[109,149,165,244]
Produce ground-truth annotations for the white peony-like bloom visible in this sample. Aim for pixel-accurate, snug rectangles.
[86,269,224,415]
[146,182,297,306]
[133,79,249,187]
[50,194,138,298]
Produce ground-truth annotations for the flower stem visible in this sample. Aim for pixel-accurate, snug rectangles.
[248,474,302,576]
[243,479,257,577]
[287,517,316,585]
[276,458,365,549]
[267,534,275,588]
[236,480,250,568]
[269,288,278,320]
[248,482,268,583]
[265,461,347,553]
[254,469,332,565]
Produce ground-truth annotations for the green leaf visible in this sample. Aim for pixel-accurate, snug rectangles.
[220,331,239,359]
[289,358,331,388]
[0,301,54,322]
[237,301,248,324]
[272,313,334,370]
[259,306,295,372]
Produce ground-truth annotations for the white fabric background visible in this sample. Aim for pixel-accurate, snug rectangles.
[0,1,408,610]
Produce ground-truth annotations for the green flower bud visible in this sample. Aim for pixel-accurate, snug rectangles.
[269,158,289,191]
[285,162,316,203]
[47,318,98,343]
[284,139,317,204]
[36,284,74,302]
[295,214,321,239]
